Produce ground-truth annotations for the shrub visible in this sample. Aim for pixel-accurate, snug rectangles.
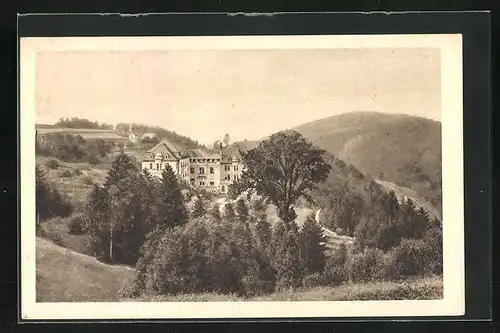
[45,159,60,169]
[382,238,440,280]
[323,244,349,285]
[89,155,100,165]
[345,247,385,282]
[58,169,73,178]
[67,214,86,235]
[82,176,94,186]
[136,216,276,297]
[36,223,45,237]
[51,233,66,247]
[302,272,328,288]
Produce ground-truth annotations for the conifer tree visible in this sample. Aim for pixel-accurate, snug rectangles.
[35,165,53,221]
[209,202,222,221]
[235,198,249,223]
[85,184,112,261]
[249,196,268,224]
[35,164,72,222]
[223,202,236,221]
[155,164,188,230]
[104,151,137,187]
[299,214,327,275]
[271,222,306,288]
[191,196,206,219]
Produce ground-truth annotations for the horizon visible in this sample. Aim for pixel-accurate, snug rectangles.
[35,48,441,146]
[35,110,441,146]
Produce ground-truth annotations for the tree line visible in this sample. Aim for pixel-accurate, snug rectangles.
[36,133,114,164]
[115,123,201,149]
[54,117,114,130]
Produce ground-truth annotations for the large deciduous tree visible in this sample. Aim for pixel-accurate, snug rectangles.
[233,131,331,226]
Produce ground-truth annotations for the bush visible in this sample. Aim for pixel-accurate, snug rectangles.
[67,215,86,235]
[58,169,73,178]
[45,159,60,169]
[51,233,66,247]
[82,176,94,186]
[346,247,385,282]
[36,223,45,237]
[136,216,276,297]
[323,244,349,285]
[381,238,440,280]
[302,272,329,288]
[89,155,100,165]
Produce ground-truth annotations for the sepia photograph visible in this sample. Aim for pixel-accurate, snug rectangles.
[20,34,465,319]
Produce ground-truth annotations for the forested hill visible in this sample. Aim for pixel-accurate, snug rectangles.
[36,117,203,150]
[292,111,442,218]
[115,122,202,149]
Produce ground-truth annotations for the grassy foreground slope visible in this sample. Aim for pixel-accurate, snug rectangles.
[36,237,136,302]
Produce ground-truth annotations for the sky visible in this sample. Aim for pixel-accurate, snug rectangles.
[35,48,441,145]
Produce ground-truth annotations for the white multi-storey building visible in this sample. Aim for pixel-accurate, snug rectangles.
[141,139,243,194]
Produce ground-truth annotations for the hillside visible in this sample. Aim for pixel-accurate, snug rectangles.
[36,237,136,302]
[292,111,442,217]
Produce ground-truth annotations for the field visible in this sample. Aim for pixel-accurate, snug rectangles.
[36,237,442,302]
[36,127,128,140]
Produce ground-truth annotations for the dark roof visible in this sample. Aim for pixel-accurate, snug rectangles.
[142,139,188,161]
[222,141,259,158]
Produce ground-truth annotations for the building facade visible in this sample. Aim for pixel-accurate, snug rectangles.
[141,140,244,194]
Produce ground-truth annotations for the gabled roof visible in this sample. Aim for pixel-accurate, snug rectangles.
[142,139,187,161]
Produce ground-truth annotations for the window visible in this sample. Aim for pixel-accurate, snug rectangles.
[199,181,205,186]
[210,181,214,186]
[149,163,153,169]
[199,167,205,174]
[156,163,160,170]
[225,175,231,181]
[221,186,225,192]
[233,174,237,180]
[234,165,238,171]
[190,178,195,185]
[210,167,214,174]
[190,167,195,174]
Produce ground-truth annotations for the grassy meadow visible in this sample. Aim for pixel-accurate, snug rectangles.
[36,237,136,302]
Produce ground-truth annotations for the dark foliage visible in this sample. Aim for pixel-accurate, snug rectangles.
[299,214,327,275]
[36,165,73,222]
[36,132,113,163]
[115,122,201,149]
[134,216,276,297]
[235,198,249,223]
[191,196,206,219]
[230,131,331,225]
[155,165,188,230]
[67,214,86,235]
[54,117,113,130]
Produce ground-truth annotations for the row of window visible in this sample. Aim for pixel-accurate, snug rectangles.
[146,163,240,176]
[190,158,221,163]
[190,179,216,186]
